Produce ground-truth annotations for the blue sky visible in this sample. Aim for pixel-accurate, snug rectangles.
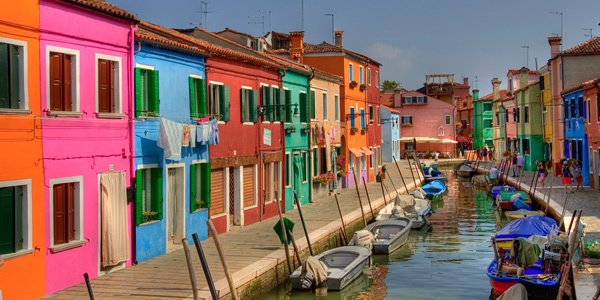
[108,0,600,96]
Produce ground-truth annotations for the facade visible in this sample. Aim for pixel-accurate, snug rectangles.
[514,68,543,171]
[366,61,383,181]
[455,79,474,152]
[539,65,553,163]
[0,0,45,298]
[473,90,494,149]
[309,69,343,201]
[381,105,401,162]
[579,81,600,190]
[39,0,136,293]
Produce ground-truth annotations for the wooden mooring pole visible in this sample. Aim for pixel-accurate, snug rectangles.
[206,220,239,300]
[334,194,349,244]
[406,157,418,187]
[293,190,314,256]
[274,198,293,273]
[192,233,219,300]
[392,156,408,193]
[352,169,368,227]
[362,176,375,219]
[182,238,199,300]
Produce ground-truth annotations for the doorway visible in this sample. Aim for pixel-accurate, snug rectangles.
[166,166,184,252]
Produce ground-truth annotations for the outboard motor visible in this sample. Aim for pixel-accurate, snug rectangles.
[353,230,373,249]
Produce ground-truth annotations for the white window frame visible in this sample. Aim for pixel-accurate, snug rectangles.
[444,114,451,126]
[0,179,33,260]
[369,147,374,169]
[241,86,253,125]
[405,96,412,104]
[367,68,371,86]
[303,151,309,184]
[322,91,328,121]
[359,66,364,85]
[46,45,81,115]
[349,63,353,82]
[285,152,292,188]
[95,53,123,117]
[588,98,591,125]
[334,94,340,121]
[0,36,29,114]
[402,115,412,124]
[209,81,225,124]
[48,176,85,252]
[376,71,379,88]
[368,105,373,124]
[377,106,380,125]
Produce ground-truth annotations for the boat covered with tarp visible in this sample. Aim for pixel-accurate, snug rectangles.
[495,216,557,250]
[420,180,446,201]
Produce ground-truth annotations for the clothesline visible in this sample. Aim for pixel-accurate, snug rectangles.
[157,116,219,161]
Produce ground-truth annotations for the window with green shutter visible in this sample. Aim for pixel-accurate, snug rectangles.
[0,42,22,110]
[310,90,315,119]
[241,88,251,123]
[136,168,163,225]
[274,87,283,122]
[261,86,273,121]
[135,67,159,117]
[189,77,206,119]
[190,163,211,212]
[284,89,292,122]
[0,186,24,255]
[209,84,230,122]
[300,92,309,123]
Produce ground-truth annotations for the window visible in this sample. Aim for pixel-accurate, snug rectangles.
[273,161,281,201]
[272,87,284,122]
[135,65,159,117]
[0,180,30,256]
[597,94,600,122]
[96,55,122,114]
[401,115,412,124]
[313,148,319,176]
[369,105,373,124]
[243,165,256,207]
[349,151,354,172]
[50,177,83,248]
[543,105,547,125]
[376,71,379,88]
[264,161,281,203]
[416,96,424,103]
[361,155,366,170]
[578,96,585,118]
[349,63,353,82]
[369,147,373,169]
[522,139,530,154]
[0,39,27,111]
[304,152,309,183]
[135,168,163,225]
[240,87,257,123]
[285,153,291,187]
[483,103,492,112]
[367,68,371,85]
[438,126,444,136]
[309,90,315,120]
[484,119,493,128]
[524,106,529,123]
[570,98,576,119]
[588,98,591,124]
[404,96,412,104]
[444,114,451,126]
[190,163,210,212]
[300,91,309,123]
[334,95,339,121]
[189,76,207,120]
[350,107,355,128]
[322,92,328,120]
[49,49,79,112]
[359,66,363,85]
[376,106,380,125]
[209,83,230,122]
[360,108,365,128]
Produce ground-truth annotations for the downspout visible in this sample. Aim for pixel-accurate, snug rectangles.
[279,68,287,214]
[307,68,314,203]
[129,24,138,265]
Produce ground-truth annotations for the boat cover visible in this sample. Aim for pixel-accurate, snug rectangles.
[496,216,557,240]
[510,237,542,269]
[422,180,445,193]
[497,283,528,300]
[301,256,328,289]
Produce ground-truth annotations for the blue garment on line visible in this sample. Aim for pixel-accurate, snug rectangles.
[209,119,219,145]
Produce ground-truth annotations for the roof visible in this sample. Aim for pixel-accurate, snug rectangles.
[267,31,290,39]
[381,105,400,114]
[514,80,540,93]
[265,53,311,75]
[478,90,508,101]
[66,0,136,21]
[215,27,258,40]
[561,77,600,95]
[507,69,538,76]
[311,68,343,82]
[136,22,210,56]
[561,36,600,56]
[304,42,381,65]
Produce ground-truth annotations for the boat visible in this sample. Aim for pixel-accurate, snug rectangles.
[362,218,413,254]
[375,194,432,229]
[505,209,545,222]
[423,175,448,184]
[487,258,560,297]
[495,216,557,250]
[456,164,475,177]
[420,180,446,201]
[289,246,371,291]
[495,191,531,210]
[492,185,516,200]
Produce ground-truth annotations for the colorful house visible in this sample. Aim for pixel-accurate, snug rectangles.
[473,89,494,149]
[381,105,401,162]
[132,22,212,261]
[0,0,45,298]
[308,68,343,200]
[455,78,474,152]
[39,0,137,293]
[539,65,553,163]
[491,78,512,159]
[514,68,543,171]
[561,87,592,186]
[366,60,383,181]
[575,79,600,190]
[178,27,288,229]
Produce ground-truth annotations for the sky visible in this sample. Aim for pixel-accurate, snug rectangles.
[108,0,600,96]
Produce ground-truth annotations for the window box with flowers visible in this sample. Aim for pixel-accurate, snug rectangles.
[285,125,296,134]
[361,126,368,133]
[350,127,359,133]
[401,123,413,128]
[349,80,358,88]
[359,84,367,90]
[301,126,311,134]
[141,211,158,224]
[313,172,336,185]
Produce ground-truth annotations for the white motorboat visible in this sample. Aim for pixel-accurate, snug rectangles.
[362,218,412,254]
[376,195,431,229]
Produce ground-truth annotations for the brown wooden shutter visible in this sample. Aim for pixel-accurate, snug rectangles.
[63,54,72,111]
[109,61,115,112]
[243,165,255,207]
[99,60,109,112]
[210,168,224,215]
[50,53,64,111]
[53,184,66,245]
[67,183,75,242]
[263,163,270,203]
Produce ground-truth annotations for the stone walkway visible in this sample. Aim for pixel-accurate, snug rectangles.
[44,158,448,299]
[475,160,600,299]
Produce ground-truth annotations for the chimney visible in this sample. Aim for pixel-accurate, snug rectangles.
[519,67,529,89]
[334,31,344,47]
[492,78,502,101]
[473,89,479,100]
[289,31,304,63]
[548,36,562,58]
[463,77,469,86]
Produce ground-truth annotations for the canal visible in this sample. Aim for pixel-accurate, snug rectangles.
[262,168,507,299]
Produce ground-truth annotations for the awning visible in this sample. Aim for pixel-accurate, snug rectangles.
[456,135,473,143]
[360,147,373,155]
[349,148,363,157]
[399,137,441,143]
[441,138,458,144]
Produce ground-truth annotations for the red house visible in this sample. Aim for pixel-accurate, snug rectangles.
[366,61,383,181]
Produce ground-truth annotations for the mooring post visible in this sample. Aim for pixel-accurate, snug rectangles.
[83,273,94,300]
[392,156,408,193]
[206,220,238,300]
[274,198,293,273]
[294,190,314,256]
[334,194,349,244]
[352,169,368,227]
[192,233,218,300]
[362,176,375,219]
[182,238,199,300]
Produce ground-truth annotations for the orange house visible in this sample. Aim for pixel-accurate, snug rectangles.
[0,0,45,299]
[284,31,370,187]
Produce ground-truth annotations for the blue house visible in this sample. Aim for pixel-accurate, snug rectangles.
[381,105,400,162]
[133,22,211,262]
[562,90,589,186]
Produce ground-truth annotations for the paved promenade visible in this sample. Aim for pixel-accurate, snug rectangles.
[475,160,600,299]
[44,159,449,299]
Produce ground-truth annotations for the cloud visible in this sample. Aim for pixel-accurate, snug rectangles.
[363,42,417,76]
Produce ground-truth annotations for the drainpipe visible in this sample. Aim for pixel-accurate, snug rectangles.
[129,24,139,265]
[280,69,287,214]
[307,68,314,202]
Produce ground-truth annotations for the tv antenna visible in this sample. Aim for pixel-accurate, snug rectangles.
[259,10,272,33]
[248,15,265,35]
[583,28,593,39]
[192,1,214,29]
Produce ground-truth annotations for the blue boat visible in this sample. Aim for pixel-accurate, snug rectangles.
[492,185,516,199]
[420,180,446,201]
[487,258,560,297]
[495,216,557,250]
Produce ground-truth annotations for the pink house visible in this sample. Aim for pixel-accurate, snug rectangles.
[394,91,456,157]
[39,0,137,294]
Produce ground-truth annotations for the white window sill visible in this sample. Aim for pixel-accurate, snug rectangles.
[244,204,258,210]
[242,122,255,125]
[97,112,125,119]
[2,248,35,260]
[0,108,32,115]
[138,220,160,227]
[51,239,87,253]
[192,208,208,214]
[218,121,226,125]
[47,111,84,117]
[273,121,281,124]
[262,121,271,124]
[137,116,159,121]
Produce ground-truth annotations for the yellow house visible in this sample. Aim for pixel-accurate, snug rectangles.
[539,65,553,164]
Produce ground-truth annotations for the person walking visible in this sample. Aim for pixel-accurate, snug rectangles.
[515,153,524,177]
[573,160,583,190]
[489,164,501,184]
[512,153,518,177]
[560,160,574,193]
[537,160,547,187]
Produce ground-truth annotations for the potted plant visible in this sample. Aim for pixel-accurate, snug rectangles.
[350,127,359,133]
[401,123,413,127]
[302,126,311,134]
[142,211,158,223]
[349,80,358,88]
[285,125,296,134]
[359,84,367,90]
[361,126,368,133]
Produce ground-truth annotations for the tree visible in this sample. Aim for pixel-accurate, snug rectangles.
[382,80,401,90]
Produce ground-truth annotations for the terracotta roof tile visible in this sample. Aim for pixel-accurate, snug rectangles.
[312,68,343,82]
[561,36,600,56]
[561,77,600,95]
[76,0,136,20]
[507,69,538,76]
[514,80,540,93]
[136,25,209,56]
[479,90,508,101]
[381,105,400,114]
[265,54,311,74]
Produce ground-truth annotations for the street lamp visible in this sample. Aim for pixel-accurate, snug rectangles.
[521,46,529,69]
[550,11,563,50]
[325,14,334,44]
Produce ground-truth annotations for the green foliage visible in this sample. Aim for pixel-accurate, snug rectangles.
[382,80,401,90]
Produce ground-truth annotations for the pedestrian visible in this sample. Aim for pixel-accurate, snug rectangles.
[489,164,501,184]
[516,153,524,177]
[573,160,583,190]
[560,160,574,193]
[512,153,518,177]
[537,160,547,187]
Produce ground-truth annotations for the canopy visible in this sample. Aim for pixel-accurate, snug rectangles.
[360,147,373,155]
[349,148,363,157]
[441,138,458,144]
[495,216,557,241]
[399,137,441,143]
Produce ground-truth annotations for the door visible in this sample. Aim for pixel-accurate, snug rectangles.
[229,166,235,225]
[262,163,270,215]
[167,167,184,250]
[595,151,599,190]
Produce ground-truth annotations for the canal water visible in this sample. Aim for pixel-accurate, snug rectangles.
[263,169,508,300]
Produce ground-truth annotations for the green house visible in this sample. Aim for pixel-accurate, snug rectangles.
[514,68,543,171]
